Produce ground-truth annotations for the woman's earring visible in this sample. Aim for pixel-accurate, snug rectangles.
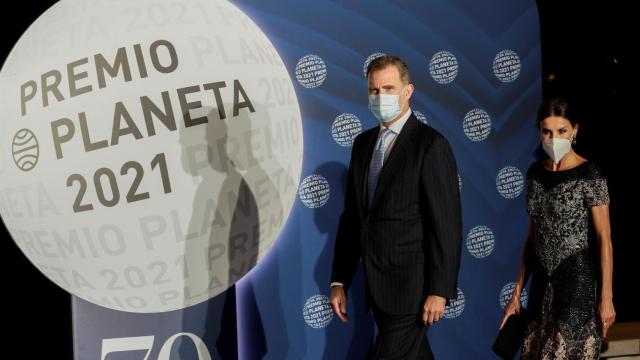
[572,137,577,145]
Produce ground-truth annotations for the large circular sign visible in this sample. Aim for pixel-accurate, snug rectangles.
[0,0,303,312]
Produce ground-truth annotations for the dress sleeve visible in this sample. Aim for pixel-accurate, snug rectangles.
[583,163,610,207]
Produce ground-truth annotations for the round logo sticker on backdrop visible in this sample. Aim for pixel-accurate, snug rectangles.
[0,0,303,313]
[493,50,521,83]
[331,113,362,147]
[298,174,330,209]
[500,282,528,309]
[295,54,327,88]
[463,109,492,142]
[303,294,334,329]
[496,166,524,199]
[414,110,429,125]
[429,51,458,84]
[12,128,40,171]
[363,52,386,78]
[443,288,465,319]
[466,225,495,258]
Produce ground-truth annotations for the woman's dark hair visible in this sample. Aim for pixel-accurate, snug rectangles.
[536,97,579,127]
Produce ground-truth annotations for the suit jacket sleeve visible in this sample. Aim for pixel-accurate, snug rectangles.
[330,141,362,291]
[420,135,462,300]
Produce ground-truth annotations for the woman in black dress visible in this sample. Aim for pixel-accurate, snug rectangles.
[499,98,616,359]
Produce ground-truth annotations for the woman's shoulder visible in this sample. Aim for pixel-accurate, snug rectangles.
[581,160,606,180]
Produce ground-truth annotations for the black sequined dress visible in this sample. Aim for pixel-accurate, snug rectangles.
[521,161,609,360]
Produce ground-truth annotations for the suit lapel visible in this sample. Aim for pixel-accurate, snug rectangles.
[354,114,419,215]
[355,127,379,216]
[369,115,418,210]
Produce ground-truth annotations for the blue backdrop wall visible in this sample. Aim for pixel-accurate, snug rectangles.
[73,0,542,359]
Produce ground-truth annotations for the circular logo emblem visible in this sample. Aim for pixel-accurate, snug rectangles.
[12,128,39,171]
[299,174,330,208]
[296,54,327,88]
[331,113,362,147]
[429,51,458,84]
[303,294,334,328]
[466,225,495,258]
[496,166,524,199]
[414,110,429,125]
[463,109,492,142]
[493,50,521,83]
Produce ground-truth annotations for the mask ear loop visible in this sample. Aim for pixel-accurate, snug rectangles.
[571,131,577,145]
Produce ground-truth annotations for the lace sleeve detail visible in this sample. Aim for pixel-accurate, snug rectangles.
[583,163,609,207]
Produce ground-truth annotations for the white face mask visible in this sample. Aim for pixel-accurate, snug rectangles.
[368,94,401,123]
[541,137,573,163]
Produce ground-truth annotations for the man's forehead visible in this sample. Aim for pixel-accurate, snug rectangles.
[369,64,400,78]
[368,66,401,85]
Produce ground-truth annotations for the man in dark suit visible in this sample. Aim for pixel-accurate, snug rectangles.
[330,55,462,359]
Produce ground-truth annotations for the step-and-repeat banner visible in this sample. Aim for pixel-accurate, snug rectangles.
[0,0,541,358]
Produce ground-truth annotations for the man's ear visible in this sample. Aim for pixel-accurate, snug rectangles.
[405,83,415,100]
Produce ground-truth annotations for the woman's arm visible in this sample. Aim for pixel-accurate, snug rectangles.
[591,204,616,337]
[513,220,534,299]
[499,220,534,329]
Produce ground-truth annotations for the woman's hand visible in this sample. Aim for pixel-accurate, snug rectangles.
[499,295,522,330]
[600,297,616,338]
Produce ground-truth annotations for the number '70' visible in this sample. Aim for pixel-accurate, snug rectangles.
[101,333,212,360]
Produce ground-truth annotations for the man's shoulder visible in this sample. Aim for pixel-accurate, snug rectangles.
[409,116,448,149]
[410,115,442,138]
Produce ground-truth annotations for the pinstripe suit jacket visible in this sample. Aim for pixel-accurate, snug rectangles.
[331,113,462,315]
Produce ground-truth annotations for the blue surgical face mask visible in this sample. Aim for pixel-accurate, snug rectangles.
[368,94,401,123]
